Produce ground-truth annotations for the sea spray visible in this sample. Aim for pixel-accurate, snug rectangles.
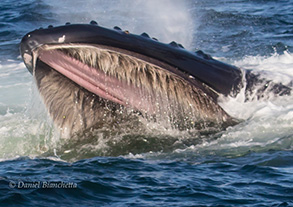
[44,0,195,48]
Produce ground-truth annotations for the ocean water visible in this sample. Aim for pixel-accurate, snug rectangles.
[0,0,293,206]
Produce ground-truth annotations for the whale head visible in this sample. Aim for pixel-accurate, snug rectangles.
[20,22,241,136]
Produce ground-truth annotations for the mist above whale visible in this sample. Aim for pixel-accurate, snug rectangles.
[20,22,291,137]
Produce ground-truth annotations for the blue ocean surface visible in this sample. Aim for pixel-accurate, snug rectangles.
[0,0,293,206]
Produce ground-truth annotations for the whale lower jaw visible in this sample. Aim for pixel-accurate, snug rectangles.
[33,44,236,136]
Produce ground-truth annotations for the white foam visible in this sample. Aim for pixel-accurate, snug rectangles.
[0,60,62,160]
[233,51,293,84]
[0,60,31,107]
[219,52,293,119]
[208,52,293,156]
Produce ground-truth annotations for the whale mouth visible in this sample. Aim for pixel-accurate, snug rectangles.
[26,41,236,136]
[35,44,160,114]
[33,43,216,117]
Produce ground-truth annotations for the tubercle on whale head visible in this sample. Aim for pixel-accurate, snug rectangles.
[90,20,98,25]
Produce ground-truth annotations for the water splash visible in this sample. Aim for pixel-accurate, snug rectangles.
[44,0,195,48]
[207,52,293,158]
[1,1,293,161]
[1,47,293,161]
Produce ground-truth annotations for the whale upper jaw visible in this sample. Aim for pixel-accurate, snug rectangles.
[20,23,244,96]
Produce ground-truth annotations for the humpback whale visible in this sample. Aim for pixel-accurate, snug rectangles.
[20,22,291,137]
